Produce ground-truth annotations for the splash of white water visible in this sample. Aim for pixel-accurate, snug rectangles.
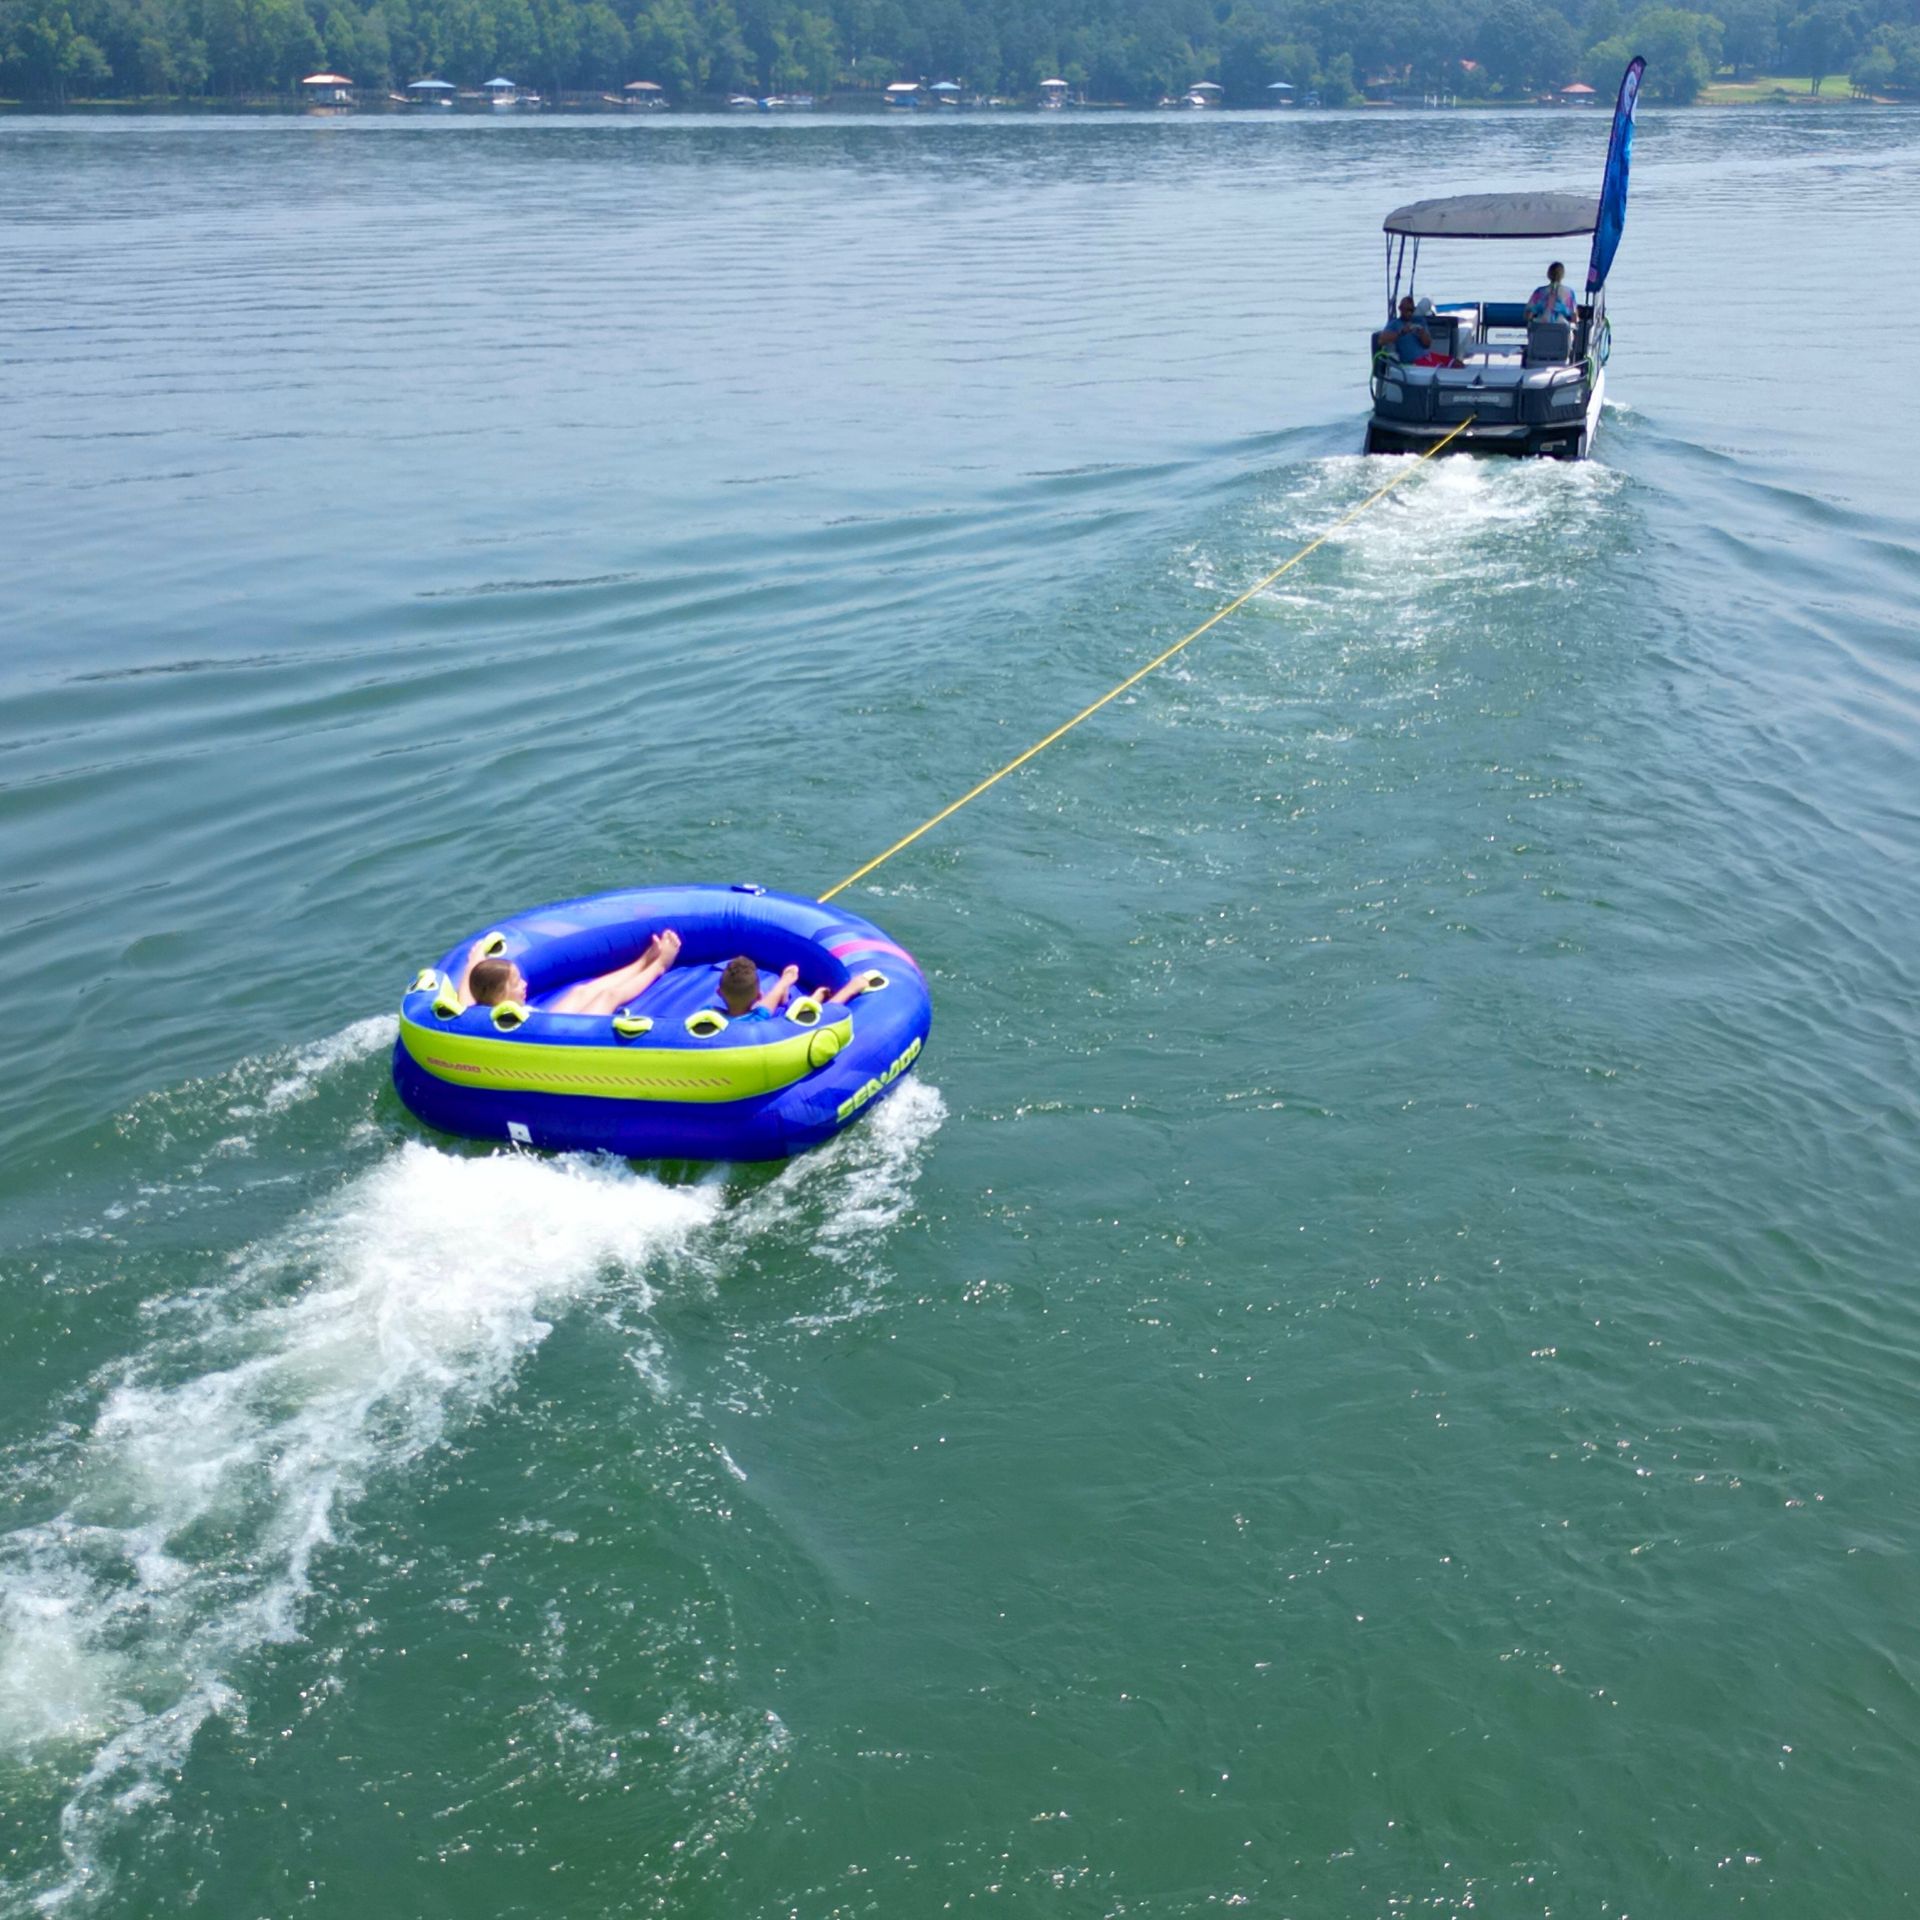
[0,1143,717,1911]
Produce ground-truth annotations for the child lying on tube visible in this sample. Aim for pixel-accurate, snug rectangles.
[457,933,879,1021]
[715,955,881,1022]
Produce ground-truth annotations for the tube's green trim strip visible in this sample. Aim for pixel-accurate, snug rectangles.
[398,1010,852,1104]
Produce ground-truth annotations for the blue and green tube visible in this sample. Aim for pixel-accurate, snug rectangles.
[392,883,931,1161]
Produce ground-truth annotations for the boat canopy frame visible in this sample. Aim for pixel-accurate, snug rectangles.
[1381,191,1600,322]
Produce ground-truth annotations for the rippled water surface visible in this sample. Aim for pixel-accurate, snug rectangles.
[2,107,1918,1916]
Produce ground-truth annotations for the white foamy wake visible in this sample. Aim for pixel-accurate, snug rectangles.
[1309,452,1621,597]
[725,1076,947,1256]
[1180,453,1626,676]
[1171,455,1631,730]
[254,1014,397,1114]
[111,1015,398,1181]
[0,1143,718,1913]
[4,995,947,1915]
[806,1075,948,1263]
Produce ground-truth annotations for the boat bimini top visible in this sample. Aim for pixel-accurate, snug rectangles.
[1381,191,1604,311]
[1382,191,1598,240]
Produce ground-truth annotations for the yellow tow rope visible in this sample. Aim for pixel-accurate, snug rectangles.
[818,420,1474,903]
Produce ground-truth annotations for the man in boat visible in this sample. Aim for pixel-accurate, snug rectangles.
[459,928,682,1015]
[1373,296,1431,363]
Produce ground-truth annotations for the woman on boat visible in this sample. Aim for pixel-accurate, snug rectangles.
[1527,262,1578,324]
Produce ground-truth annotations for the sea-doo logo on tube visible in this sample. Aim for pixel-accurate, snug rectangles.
[836,1036,923,1123]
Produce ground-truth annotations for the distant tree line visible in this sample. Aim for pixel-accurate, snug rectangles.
[3,0,1916,106]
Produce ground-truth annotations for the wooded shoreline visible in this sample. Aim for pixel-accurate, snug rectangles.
[4,0,1913,115]
[3,77,1908,111]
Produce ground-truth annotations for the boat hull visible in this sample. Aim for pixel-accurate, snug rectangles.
[1365,367,1605,461]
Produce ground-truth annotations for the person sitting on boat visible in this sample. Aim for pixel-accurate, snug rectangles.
[1526,262,1578,324]
[1373,296,1431,363]
[1408,298,1466,367]
[716,955,881,1021]
[460,928,682,1015]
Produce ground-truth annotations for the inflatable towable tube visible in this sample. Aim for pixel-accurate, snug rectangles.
[392,884,931,1162]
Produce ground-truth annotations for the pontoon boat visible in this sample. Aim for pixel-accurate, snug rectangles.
[1364,57,1643,461]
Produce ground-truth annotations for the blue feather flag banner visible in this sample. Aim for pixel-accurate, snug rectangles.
[1586,56,1645,295]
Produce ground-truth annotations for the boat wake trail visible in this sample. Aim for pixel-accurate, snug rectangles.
[0,1024,945,1914]
[1,1147,716,1911]
[1291,449,1625,595]
[1168,450,1635,734]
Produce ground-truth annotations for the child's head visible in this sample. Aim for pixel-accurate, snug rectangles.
[469,957,526,1006]
[718,956,760,1013]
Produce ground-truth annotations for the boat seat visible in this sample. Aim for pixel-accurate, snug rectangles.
[1440,358,1524,384]
[1526,320,1574,365]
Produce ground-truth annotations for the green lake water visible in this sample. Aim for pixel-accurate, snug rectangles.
[2,106,1918,1916]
